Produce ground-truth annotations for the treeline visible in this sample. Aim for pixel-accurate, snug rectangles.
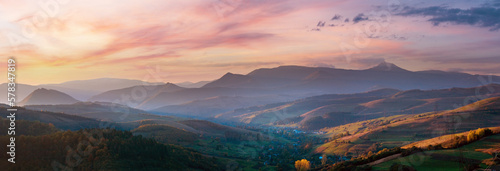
[428,128,494,150]
[0,128,223,170]
[0,118,59,136]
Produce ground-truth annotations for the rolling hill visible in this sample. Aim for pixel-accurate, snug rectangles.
[0,106,101,130]
[152,95,294,118]
[24,101,180,123]
[19,88,80,106]
[372,133,500,170]
[136,87,288,110]
[215,88,401,125]
[314,96,500,156]
[22,101,261,141]
[216,84,500,127]
[0,83,38,104]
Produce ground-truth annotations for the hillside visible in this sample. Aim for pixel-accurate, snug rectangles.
[314,96,500,156]
[136,87,286,110]
[132,124,200,145]
[0,83,38,104]
[373,133,500,170]
[179,120,258,138]
[401,126,500,149]
[0,129,223,170]
[0,106,101,130]
[88,83,185,106]
[24,102,182,123]
[153,95,293,118]
[216,88,400,125]
[216,84,500,127]
[19,88,80,106]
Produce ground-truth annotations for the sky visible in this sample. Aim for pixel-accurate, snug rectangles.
[0,0,499,85]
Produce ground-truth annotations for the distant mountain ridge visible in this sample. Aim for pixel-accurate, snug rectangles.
[88,83,185,105]
[176,81,211,88]
[202,62,500,94]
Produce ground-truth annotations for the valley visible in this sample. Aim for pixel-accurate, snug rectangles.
[2,63,500,170]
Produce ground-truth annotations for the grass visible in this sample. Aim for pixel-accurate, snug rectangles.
[372,152,461,171]
[372,134,500,170]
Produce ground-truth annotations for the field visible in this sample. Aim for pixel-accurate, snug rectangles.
[372,134,500,170]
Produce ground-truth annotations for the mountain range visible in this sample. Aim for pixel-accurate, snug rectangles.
[89,62,500,110]
[6,62,500,122]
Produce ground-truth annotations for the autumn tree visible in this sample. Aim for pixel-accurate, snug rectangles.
[467,128,492,142]
[295,159,311,171]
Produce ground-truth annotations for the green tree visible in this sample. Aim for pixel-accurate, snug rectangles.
[321,154,328,165]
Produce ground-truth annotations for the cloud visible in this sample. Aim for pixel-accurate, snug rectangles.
[352,13,369,24]
[397,5,500,31]
[317,21,326,27]
[331,14,342,20]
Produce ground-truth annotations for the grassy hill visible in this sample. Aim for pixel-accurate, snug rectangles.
[372,133,500,170]
[24,102,175,122]
[217,88,400,126]
[314,96,500,156]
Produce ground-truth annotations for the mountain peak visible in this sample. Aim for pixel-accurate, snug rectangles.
[165,82,178,86]
[163,82,185,89]
[220,72,248,79]
[19,88,79,106]
[366,62,408,72]
[202,72,254,88]
[222,72,236,76]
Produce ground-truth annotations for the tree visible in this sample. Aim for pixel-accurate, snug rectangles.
[321,154,328,165]
[294,159,311,171]
[467,130,477,142]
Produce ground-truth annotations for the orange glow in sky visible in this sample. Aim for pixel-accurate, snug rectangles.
[1,0,499,84]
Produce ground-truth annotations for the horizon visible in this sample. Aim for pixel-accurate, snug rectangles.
[1,0,500,84]
[3,61,499,85]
